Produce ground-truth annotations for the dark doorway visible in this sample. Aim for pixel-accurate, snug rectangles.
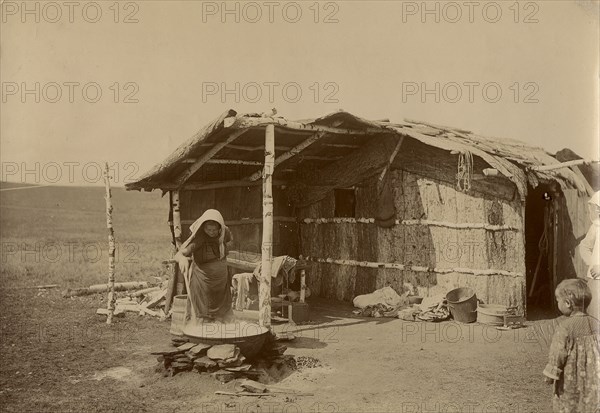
[525,184,559,319]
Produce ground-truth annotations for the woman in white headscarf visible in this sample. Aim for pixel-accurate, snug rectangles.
[175,209,234,323]
[579,191,600,319]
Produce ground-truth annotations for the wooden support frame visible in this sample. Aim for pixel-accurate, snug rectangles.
[102,163,116,324]
[248,131,326,181]
[378,136,404,183]
[199,143,293,152]
[175,128,248,186]
[206,159,263,166]
[529,159,594,172]
[182,217,296,225]
[229,116,383,136]
[181,180,287,191]
[259,125,275,329]
[164,189,183,314]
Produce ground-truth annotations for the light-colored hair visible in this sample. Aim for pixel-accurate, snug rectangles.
[555,278,592,311]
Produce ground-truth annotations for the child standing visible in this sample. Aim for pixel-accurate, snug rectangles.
[543,279,600,413]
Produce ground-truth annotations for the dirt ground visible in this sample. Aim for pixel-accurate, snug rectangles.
[0,184,556,412]
[0,288,556,413]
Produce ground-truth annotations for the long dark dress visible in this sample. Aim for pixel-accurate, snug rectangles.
[186,227,233,321]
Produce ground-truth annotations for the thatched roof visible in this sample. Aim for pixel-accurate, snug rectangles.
[126,109,592,202]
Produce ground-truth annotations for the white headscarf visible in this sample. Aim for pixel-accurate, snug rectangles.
[182,209,227,259]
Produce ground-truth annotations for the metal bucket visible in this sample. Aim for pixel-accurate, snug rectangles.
[446,287,477,324]
[477,304,509,326]
[170,295,188,336]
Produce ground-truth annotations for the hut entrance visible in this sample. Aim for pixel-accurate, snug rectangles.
[525,184,560,319]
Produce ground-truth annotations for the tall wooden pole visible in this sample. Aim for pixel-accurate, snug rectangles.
[172,190,183,248]
[164,190,183,314]
[172,190,184,295]
[103,163,116,324]
[259,124,275,328]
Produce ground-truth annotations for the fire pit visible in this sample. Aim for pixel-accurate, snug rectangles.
[182,321,269,359]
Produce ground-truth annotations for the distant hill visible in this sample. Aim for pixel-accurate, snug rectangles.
[0,184,169,240]
[0,183,171,287]
[0,181,42,189]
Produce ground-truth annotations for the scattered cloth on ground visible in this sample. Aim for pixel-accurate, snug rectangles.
[353,286,404,309]
[353,286,411,318]
[394,294,450,322]
[416,295,450,322]
[398,306,421,321]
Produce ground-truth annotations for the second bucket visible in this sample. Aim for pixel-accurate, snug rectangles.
[170,294,188,335]
[446,287,477,323]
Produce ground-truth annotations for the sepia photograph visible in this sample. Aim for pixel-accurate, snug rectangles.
[1,1,599,412]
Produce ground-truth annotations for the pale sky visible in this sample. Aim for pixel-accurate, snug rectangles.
[1,0,599,186]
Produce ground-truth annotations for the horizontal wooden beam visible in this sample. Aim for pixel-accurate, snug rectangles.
[198,143,292,152]
[301,217,520,231]
[321,143,361,149]
[180,180,287,190]
[529,159,595,172]
[181,217,296,225]
[205,159,263,166]
[230,116,385,136]
[307,257,523,278]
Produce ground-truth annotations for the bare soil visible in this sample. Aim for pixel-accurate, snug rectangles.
[0,290,555,413]
[0,185,555,412]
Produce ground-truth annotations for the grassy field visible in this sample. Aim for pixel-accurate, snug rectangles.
[1,184,171,289]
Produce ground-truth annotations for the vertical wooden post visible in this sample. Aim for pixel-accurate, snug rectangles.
[552,200,560,311]
[172,190,183,248]
[300,269,306,303]
[103,163,116,324]
[172,190,185,295]
[259,124,275,329]
[164,190,183,314]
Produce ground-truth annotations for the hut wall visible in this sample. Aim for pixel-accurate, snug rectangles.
[298,169,527,310]
[179,187,298,257]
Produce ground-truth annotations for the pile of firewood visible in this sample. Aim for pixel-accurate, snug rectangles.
[95,284,169,318]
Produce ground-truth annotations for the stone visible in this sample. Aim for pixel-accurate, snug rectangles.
[238,379,267,393]
[171,361,192,369]
[213,369,236,383]
[225,364,252,373]
[187,343,211,358]
[207,344,237,360]
[194,356,218,372]
[176,342,196,351]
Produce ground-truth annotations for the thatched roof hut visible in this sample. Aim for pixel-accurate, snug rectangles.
[127,109,594,317]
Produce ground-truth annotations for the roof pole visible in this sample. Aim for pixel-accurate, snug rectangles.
[259,124,275,329]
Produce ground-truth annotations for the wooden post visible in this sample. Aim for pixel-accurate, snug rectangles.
[552,200,560,311]
[259,124,275,329]
[103,163,116,324]
[164,190,182,314]
[300,269,306,303]
[172,190,182,248]
[172,190,185,295]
